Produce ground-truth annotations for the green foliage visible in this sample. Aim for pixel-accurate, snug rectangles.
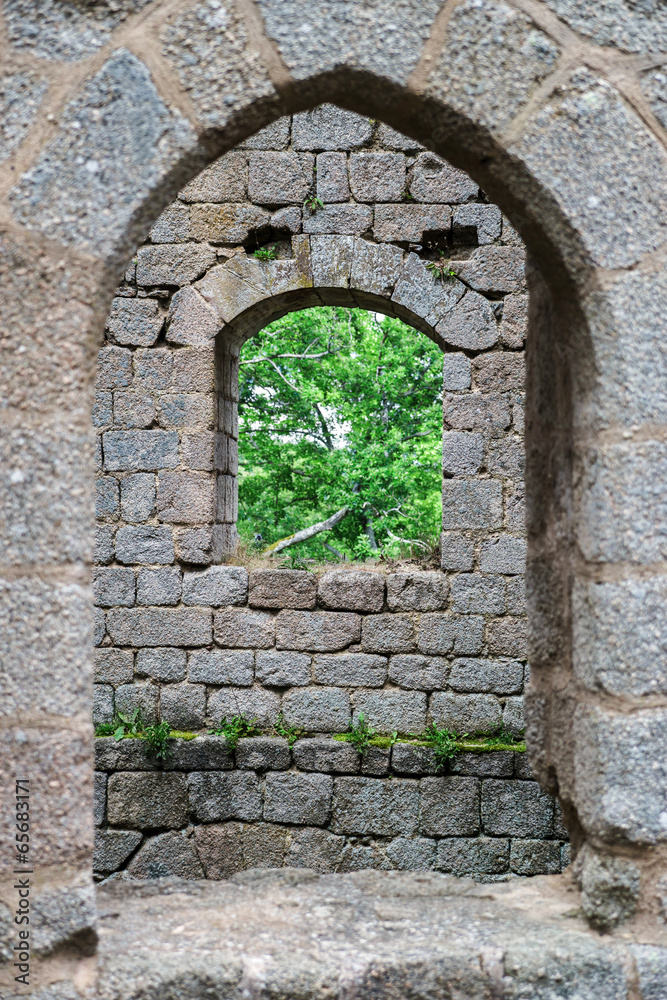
[423,723,459,766]
[94,722,117,737]
[346,712,375,755]
[237,307,443,559]
[426,253,458,282]
[112,708,144,742]
[143,720,173,761]
[253,244,278,260]
[479,726,524,750]
[209,714,259,750]
[303,194,324,214]
[274,713,303,747]
[403,187,414,201]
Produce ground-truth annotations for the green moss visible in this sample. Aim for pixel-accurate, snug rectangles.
[168,731,197,741]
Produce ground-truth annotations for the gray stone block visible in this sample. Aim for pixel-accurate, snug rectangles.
[248,151,314,204]
[113,389,154,429]
[503,697,525,738]
[133,348,173,390]
[440,533,474,572]
[95,736,157,772]
[505,577,526,615]
[214,607,275,649]
[473,352,525,392]
[194,822,242,879]
[167,735,234,772]
[264,772,333,825]
[208,687,280,729]
[452,204,502,245]
[182,566,248,607]
[93,391,113,430]
[175,526,217,566]
[332,777,419,836]
[106,608,212,646]
[242,822,288,870]
[236,737,291,772]
[451,574,505,615]
[179,151,247,202]
[437,836,509,876]
[94,607,106,646]
[317,569,385,612]
[418,614,484,656]
[437,291,498,351]
[361,745,391,777]
[94,649,133,686]
[93,567,135,608]
[354,690,427,735]
[385,837,437,871]
[316,151,349,202]
[482,779,554,837]
[104,430,179,472]
[312,653,386,688]
[293,105,372,150]
[449,752,514,778]
[256,650,311,687]
[386,572,448,612]
[189,203,271,243]
[449,658,524,696]
[486,618,528,660]
[160,682,206,731]
[107,772,188,829]
[442,431,484,477]
[158,392,213,430]
[513,752,534,781]
[373,204,452,244]
[479,536,526,575]
[114,526,175,566]
[375,123,423,151]
[285,827,345,872]
[249,569,317,609]
[136,648,186,683]
[271,205,302,234]
[442,481,503,530]
[276,610,361,651]
[455,246,525,296]
[127,830,204,880]
[96,346,133,391]
[580,850,640,932]
[442,353,471,390]
[444,391,511,432]
[391,251,464,329]
[292,737,359,774]
[115,682,158,725]
[188,649,254,686]
[188,771,262,822]
[349,153,406,202]
[338,842,389,872]
[136,567,181,607]
[573,705,667,846]
[93,684,114,726]
[633,944,667,1000]
[302,203,372,235]
[499,292,527,348]
[136,244,216,286]
[282,688,350,733]
[149,201,191,242]
[157,471,216,525]
[430,693,502,736]
[510,839,562,875]
[408,152,478,203]
[94,772,107,826]
[361,614,415,654]
[419,776,481,837]
[391,743,440,776]
[239,117,290,149]
[106,297,164,347]
[120,473,155,522]
[96,477,118,517]
[94,829,142,875]
[388,654,448,691]
[166,287,219,348]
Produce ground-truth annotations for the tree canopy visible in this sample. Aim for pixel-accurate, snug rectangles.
[237,307,444,562]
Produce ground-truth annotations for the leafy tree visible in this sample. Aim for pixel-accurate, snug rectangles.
[237,307,443,561]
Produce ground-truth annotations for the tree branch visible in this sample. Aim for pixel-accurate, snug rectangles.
[263,507,350,556]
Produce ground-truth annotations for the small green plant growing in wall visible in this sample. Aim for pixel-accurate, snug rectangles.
[426,252,458,283]
[274,712,303,747]
[102,708,144,741]
[346,712,375,755]
[253,244,278,261]
[423,723,459,767]
[303,194,324,214]
[143,720,173,761]
[209,714,259,750]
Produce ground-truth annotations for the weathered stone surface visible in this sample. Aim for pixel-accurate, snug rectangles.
[437,836,509,876]
[437,291,498,351]
[303,203,372,236]
[385,837,437,871]
[312,653,387,687]
[486,618,528,660]
[318,569,384,612]
[386,572,448,612]
[450,751,514,778]
[248,152,314,204]
[292,738,359,774]
[156,471,216,524]
[332,777,419,836]
[449,658,523,696]
[0,69,47,162]
[93,684,114,726]
[354,690,427,735]
[127,830,205,880]
[441,533,474,572]
[633,943,667,1000]
[166,286,219,347]
[9,50,196,254]
[249,569,317,609]
[106,608,212,646]
[94,829,142,875]
[188,771,261,822]
[392,252,465,329]
[180,152,248,202]
[430,693,502,735]
[391,743,440,777]
[543,0,667,53]
[282,688,351,732]
[453,204,502,245]
[442,353,472,391]
[106,298,164,348]
[208,686,280,728]
[242,822,289,869]
[451,574,505,615]
[93,567,135,608]
[107,772,188,829]
[194,823,243,879]
[349,153,406,202]
[264,772,333,825]
[361,614,415,653]
[94,649,134,687]
[121,474,156,523]
[511,839,562,876]
[255,649,310,687]
[236,737,291,772]
[442,430,484,477]
[95,736,157,773]
[115,681,158,724]
[480,536,526,575]
[482,779,554,837]
[136,648,186,683]
[316,151,350,202]
[374,204,451,244]
[104,430,179,472]
[419,777,480,836]
[293,106,372,150]
[136,567,181,607]
[214,608,275,648]
[418,614,484,656]
[444,391,511,432]
[276,610,361,651]
[579,848,640,932]
[182,566,248,607]
[285,827,345,871]
[388,654,448,691]
[190,203,270,243]
[189,648,255,686]
[407,152,478,203]
[442,480,503,530]
[160,682,206,730]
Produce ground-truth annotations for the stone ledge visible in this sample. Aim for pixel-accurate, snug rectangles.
[96,872,666,999]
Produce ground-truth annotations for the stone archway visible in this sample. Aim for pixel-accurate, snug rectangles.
[1,1,667,992]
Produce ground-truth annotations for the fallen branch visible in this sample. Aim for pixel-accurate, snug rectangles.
[386,528,432,553]
[263,507,350,556]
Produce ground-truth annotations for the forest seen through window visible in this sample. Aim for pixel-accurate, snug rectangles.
[237,307,444,565]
